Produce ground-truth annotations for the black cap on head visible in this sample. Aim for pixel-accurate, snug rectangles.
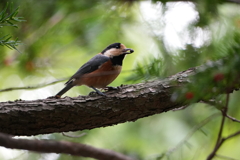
[101,43,121,54]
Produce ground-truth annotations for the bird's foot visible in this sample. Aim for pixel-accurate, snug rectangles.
[89,91,106,97]
[89,87,106,96]
[48,96,60,99]
[104,86,120,91]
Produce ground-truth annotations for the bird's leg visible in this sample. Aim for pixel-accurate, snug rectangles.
[104,86,120,91]
[90,87,106,96]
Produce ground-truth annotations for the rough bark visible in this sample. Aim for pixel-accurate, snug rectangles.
[0,68,194,136]
[1,60,239,136]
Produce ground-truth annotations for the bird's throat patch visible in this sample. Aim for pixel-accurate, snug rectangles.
[110,54,126,66]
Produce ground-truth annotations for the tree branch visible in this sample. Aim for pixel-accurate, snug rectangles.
[206,130,240,160]
[206,93,230,160]
[0,60,239,136]
[0,132,134,160]
[0,68,192,136]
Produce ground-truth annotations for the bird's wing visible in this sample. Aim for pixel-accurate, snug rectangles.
[65,54,110,85]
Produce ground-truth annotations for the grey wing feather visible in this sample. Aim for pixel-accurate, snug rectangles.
[65,54,109,85]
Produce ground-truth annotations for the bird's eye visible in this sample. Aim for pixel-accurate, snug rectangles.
[116,45,120,49]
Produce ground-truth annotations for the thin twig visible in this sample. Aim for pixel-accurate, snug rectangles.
[0,69,136,93]
[0,78,68,92]
[206,93,230,160]
[208,130,240,160]
[166,112,220,156]
[0,132,134,160]
[200,99,240,123]
[222,130,240,141]
[225,114,240,123]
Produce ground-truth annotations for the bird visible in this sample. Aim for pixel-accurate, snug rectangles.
[55,42,134,98]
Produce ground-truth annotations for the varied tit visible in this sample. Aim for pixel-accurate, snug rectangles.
[55,43,134,98]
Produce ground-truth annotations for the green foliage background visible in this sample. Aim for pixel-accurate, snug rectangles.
[1,0,240,160]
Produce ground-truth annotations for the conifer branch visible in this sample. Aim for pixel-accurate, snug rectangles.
[0,3,24,50]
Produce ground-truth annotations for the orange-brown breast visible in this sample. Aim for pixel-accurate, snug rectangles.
[75,60,122,88]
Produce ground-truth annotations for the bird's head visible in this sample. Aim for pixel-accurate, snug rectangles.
[101,43,134,57]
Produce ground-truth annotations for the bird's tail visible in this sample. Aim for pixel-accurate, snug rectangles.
[55,84,74,98]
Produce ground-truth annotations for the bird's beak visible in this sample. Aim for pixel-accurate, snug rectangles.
[122,48,134,54]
